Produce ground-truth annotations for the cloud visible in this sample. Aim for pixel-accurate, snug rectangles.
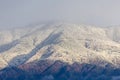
[0,0,120,28]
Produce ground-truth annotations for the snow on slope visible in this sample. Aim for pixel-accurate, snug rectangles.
[0,23,120,69]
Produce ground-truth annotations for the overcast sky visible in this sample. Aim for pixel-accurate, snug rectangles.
[0,0,120,28]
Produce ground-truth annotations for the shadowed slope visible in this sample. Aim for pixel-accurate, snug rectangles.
[8,31,62,66]
[0,60,120,80]
[0,40,19,53]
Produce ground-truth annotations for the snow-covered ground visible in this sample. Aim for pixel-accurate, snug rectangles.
[0,23,120,69]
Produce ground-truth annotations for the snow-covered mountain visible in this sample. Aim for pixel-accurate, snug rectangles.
[0,23,120,80]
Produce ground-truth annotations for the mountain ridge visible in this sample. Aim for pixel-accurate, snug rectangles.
[0,23,120,70]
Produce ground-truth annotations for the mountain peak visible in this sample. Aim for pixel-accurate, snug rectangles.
[0,23,120,69]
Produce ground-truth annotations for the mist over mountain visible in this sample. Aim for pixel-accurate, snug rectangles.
[1,0,120,28]
[0,23,120,80]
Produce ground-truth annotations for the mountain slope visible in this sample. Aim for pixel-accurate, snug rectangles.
[0,23,120,70]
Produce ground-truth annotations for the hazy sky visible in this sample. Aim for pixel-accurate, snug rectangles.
[0,0,120,28]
